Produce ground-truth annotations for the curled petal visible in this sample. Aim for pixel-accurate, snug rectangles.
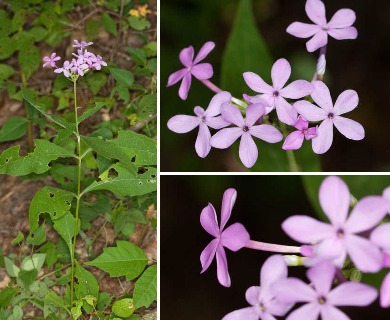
[328,27,358,40]
[221,103,245,127]
[275,97,298,125]
[179,46,194,67]
[250,124,283,143]
[333,90,359,115]
[178,73,192,100]
[294,116,309,130]
[195,123,211,158]
[282,131,304,150]
[305,0,327,26]
[271,58,291,90]
[222,306,259,320]
[210,127,243,149]
[245,103,265,127]
[243,72,273,94]
[239,133,258,168]
[200,203,219,237]
[305,127,318,140]
[312,118,333,154]
[200,239,219,273]
[220,188,238,231]
[293,100,327,121]
[205,91,232,117]
[221,223,250,252]
[306,30,328,52]
[280,80,314,99]
[333,116,364,140]
[286,22,320,38]
[328,9,356,28]
[191,63,213,80]
[167,115,199,133]
[216,246,231,287]
[328,282,378,306]
[380,272,390,308]
[193,41,215,64]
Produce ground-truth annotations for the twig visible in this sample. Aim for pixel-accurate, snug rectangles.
[110,0,125,61]
[129,113,157,132]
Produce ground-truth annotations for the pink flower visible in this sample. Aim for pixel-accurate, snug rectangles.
[167,41,215,100]
[200,188,250,287]
[282,116,317,150]
[73,40,93,49]
[167,91,232,158]
[287,0,358,52]
[294,81,364,154]
[92,55,107,70]
[210,103,283,168]
[223,255,291,320]
[271,262,378,320]
[70,58,89,76]
[243,59,313,125]
[42,53,61,68]
[54,60,73,78]
[282,176,388,272]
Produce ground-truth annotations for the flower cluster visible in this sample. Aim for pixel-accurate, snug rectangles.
[42,40,107,81]
[167,0,363,169]
[200,177,390,320]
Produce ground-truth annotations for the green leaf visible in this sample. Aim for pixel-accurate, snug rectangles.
[4,257,20,277]
[78,101,106,124]
[27,26,48,42]
[97,292,112,311]
[0,37,15,59]
[86,72,108,95]
[0,287,18,308]
[21,253,46,272]
[110,68,134,87]
[138,93,156,120]
[101,12,117,36]
[112,298,135,318]
[27,224,46,246]
[129,16,150,31]
[0,64,14,80]
[85,19,100,40]
[128,48,147,66]
[0,116,27,143]
[75,262,99,299]
[133,265,157,309]
[44,291,69,315]
[143,41,157,57]
[85,240,148,279]
[11,305,23,320]
[17,269,38,288]
[11,231,24,245]
[18,46,40,80]
[53,212,77,255]
[37,242,57,268]
[111,84,130,103]
[0,139,73,176]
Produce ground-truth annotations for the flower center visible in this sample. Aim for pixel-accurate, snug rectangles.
[321,26,329,31]
[243,126,249,132]
[336,229,345,239]
[328,113,334,119]
[258,303,266,312]
[273,91,279,97]
[318,296,327,305]
[302,129,308,135]
[200,116,206,123]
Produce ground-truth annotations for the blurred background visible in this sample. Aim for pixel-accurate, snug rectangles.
[161,0,390,172]
[161,175,390,319]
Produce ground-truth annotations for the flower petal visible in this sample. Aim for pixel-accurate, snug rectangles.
[333,116,364,140]
[312,118,333,154]
[239,133,258,168]
[271,279,316,304]
[179,46,194,67]
[275,97,298,125]
[167,115,200,133]
[221,103,245,127]
[319,176,351,227]
[220,188,238,230]
[306,0,327,25]
[282,215,334,243]
[200,203,219,237]
[282,131,305,150]
[371,223,390,250]
[286,22,320,38]
[328,282,378,306]
[280,80,314,99]
[195,123,211,158]
[210,127,243,149]
[328,9,356,28]
[380,272,390,308]
[206,116,231,130]
[333,90,359,115]
[313,238,347,267]
[216,246,231,287]
[295,116,309,130]
[200,239,218,273]
[167,68,187,86]
[245,286,261,306]
[193,41,215,64]
[221,223,250,252]
[243,72,273,94]
[245,103,265,127]
[293,100,327,121]
[286,303,320,320]
[261,255,288,290]
[327,27,358,40]
[250,124,283,143]
[178,73,192,100]
[222,307,259,320]
[307,262,335,296]
[191,63,213,80]
[312,80,333,112]
[320,306,351,320]
[205,91,232,117]
[271,58,291,90]
[306,30,328,52]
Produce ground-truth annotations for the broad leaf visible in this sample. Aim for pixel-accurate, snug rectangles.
[138,93,157,120]
[110,68,134,87]
[53,212,77,255]
[101,12,117,36]
[0,287,18,308]
[0,63,14,80]
[21,253,46,272]
[0,116,27,143]
[133,264,157,309]
[75,262,99,299]
[4,257,20,277]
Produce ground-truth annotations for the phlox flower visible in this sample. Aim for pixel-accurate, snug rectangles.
[43,53,61,68]
[71,58,89,76]
[54,60,73,78]
[287,0,358,52]
[92,55,107,70]
[167,41,215,100]
[282,116,317,150]
[271,262,378,320]
[223,255,291,320]
[200,188,250,287]
[282,176,389,272]
[243,58,313,125]
[294,81,364,154]
[210,103,283,168]
[167,91,231,158]
[73,40,93,49]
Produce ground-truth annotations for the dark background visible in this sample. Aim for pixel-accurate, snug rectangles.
[160,175,390,319]
[161,0,390,172]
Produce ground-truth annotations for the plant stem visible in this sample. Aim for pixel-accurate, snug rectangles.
[279,122,299,172]
[245,240,301,254]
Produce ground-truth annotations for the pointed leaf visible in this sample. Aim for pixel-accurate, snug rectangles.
[75,262,99,299]
[133,265,157,309]
[53,212,77,255]
[21,253,46,272]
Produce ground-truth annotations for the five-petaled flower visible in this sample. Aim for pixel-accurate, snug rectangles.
[282,116,317,150]
[167,41,215,100]
[243,58,314,125]
[294,81,364,154]
[42,53,61,68]
[167,91,232,158]
[287,0,358,52]
[210,103,283,168]
[200,188,250,287]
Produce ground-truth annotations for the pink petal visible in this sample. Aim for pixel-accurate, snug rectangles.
[383,186,390,201]
[239,133,258,168]
[282,215,334,243]
[167,115,200,133]
[345,234,383,272]
[245,286,261,306]
[345,196,389,233]
[200,239,219,273]
[195,123,211,158]
[282,131,305,150]
[320,306,351,320]
[306,30,328,52]
[250,124,283,143]
[305,0,327,26]
[221,103,245,127]
[333,90,359,115]
[319,176,350,227]
[222,307,259,320]
[312,80,333,112]
[314,238,347,267]
[220,188,238,230]
[312,118,333,154]
[293,100,327,121]
[194,106,205,116]
[193,41,215,64]
[200,203,219,237]
[178,73,192,100]
[307,262,335,296]
[294,116,309,130]
[245,103,265,127]
[179,46,194,67]
[275,97,298,125]
[328,27,358,40]
[262,314,278,320]
[380,272,390,308]
[305,127,318,140]
[261,255,288,290]
[191,63,213,80]
[216,246,231,287]
[243,72,273,94]
[328,9,356,28]
[221,223,250,252]
[271,58,291,90]
[371,223,390,250]
[286,22,320,38]
[206,116,231,130]
[249,94,275,113]
[286,303,319,320]
[210,127,243,149]
[205,91,232,117]
[280,80,314,99]
[333,116,364,140]
[328,282,378,306]
[271,279,316,304]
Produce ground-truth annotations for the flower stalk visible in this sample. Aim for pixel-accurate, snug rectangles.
[245,240,301,254]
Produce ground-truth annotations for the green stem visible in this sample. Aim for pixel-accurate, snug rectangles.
[280,122,299,172]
